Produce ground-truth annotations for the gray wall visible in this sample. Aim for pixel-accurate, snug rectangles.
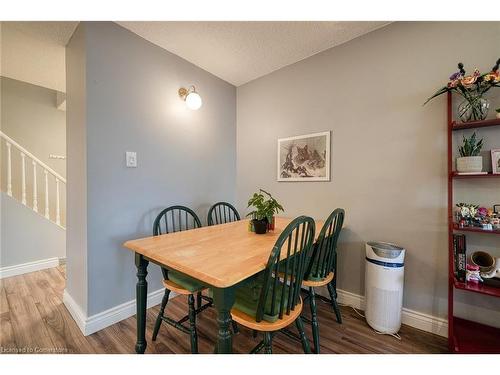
[67,22,236,316]
[1,191,65,267]
[236,21,500,324]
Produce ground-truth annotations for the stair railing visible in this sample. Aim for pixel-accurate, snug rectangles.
[1,130,66,229]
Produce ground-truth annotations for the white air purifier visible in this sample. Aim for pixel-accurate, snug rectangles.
[365,241,405,334]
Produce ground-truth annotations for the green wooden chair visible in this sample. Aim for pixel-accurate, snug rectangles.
[301,208,345,353]
[230,216,316,354]
[151,205,211,354]
[207,202,240,226]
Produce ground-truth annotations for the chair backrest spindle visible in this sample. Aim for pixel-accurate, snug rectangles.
[153,205,202,236]
[153,205,202,280]
[305,208,345,282]
[207,202,240,226]
[255,216,315,322]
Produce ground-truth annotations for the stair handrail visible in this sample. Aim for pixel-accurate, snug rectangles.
[0,130,66,184]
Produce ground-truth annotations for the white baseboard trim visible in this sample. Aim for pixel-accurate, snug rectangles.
[316,287,448,338]
[0,257,61,279]
[63,288,167,336]
[62,290,87,334]
[63,283,448,338]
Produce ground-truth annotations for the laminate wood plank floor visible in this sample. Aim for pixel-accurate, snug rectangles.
[0,266,448,354]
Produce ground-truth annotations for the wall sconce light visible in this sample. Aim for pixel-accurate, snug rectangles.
[178,85,202,110]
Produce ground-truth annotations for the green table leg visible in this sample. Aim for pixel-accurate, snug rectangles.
[212,286,235,354]
[135,253,149,354]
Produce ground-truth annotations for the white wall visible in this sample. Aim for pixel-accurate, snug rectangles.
[0,22,67,93]
[66,22,236,318]
[1,77,66,178]
[1,191,65,268]
[0,77,67,228]
[236,21,500,326]
[65,23,88,317]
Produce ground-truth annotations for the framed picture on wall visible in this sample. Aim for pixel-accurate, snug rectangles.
[277,131,330,182]
[492,149,500,175]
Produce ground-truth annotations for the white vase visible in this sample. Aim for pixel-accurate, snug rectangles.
[456,156,483,173]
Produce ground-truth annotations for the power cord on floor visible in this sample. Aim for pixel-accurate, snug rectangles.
[338,302,365,318]
[337,302,402,341]
[375,331,402,340]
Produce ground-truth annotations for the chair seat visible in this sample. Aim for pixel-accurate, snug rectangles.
[231,297,303,332]
[231,274,291,324]
[302,271,334,287]
[163,271,207,295]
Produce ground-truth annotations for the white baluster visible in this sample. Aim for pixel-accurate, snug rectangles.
[21,152,27,205]
[6,142,12,196]
[55,178,61,226]
[44,169,50,219]
[32,160,38,212]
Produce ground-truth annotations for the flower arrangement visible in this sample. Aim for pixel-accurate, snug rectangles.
[458,132,483,157]
[456,203,479,221]
[456,203,499,230]
[425,59,500,122]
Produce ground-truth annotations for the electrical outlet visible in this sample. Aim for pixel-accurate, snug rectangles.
[126,151,137,167]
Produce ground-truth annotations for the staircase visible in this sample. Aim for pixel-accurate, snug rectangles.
[1,130,66,229]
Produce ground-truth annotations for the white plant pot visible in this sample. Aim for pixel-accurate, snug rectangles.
[496,112,500,119]
[456,156,483,173]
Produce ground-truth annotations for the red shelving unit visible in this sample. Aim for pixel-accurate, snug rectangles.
[452,223,500,235]
[451,172,500,179]
[452,318,500,354]
[451,117,500,131]
[454,278,500,298]
[447,92,500,354]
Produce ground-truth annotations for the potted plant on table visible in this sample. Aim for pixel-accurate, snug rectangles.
[424,59,500,122]
[246,189,284,234]
[457,132,484,173]
[496,107,500,119]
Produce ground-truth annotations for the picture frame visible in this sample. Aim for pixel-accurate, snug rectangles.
[492,149,500,175]
[277,131,331,182]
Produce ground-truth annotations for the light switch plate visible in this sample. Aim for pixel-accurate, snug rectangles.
[126,151,137,167]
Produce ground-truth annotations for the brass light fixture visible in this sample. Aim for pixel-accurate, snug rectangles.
[178,85,202,110]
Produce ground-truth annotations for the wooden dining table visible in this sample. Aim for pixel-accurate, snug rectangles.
[123,216,324,354]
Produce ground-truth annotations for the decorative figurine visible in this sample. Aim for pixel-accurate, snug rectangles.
[466,264,483,283]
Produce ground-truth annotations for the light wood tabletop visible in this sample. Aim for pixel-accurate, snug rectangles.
[123,217,323,288]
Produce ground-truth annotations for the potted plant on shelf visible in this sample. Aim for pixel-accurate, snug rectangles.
[457,132,484,173]
[424,59,500,122]
[246,189,284,234]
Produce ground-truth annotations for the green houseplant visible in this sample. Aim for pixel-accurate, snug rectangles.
[246,189,284,234]
[457,132,484,173]
[496,107,500,119]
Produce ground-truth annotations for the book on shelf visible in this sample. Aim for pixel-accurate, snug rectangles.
[454,172,488,175]
[453,234,466,282]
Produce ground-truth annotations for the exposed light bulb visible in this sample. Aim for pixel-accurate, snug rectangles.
[185,92,202,110]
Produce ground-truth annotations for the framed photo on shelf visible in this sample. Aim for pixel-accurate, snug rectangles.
[492,149,500,175]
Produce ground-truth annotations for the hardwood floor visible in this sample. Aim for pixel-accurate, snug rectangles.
[0,266,448,354]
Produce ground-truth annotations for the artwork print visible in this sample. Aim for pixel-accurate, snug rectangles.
[277,131,330,182]
[492,149,500,175]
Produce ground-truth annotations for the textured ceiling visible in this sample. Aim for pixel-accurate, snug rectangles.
[4,21,79,46]
[118,21,390,86]
[0,21,390,91]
